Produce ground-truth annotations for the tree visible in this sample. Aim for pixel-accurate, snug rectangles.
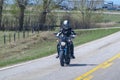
[75,0,104,29]
[0,0,3,30]
[16,0,28,31]
[34,0,64,30]
[38,0,55,30]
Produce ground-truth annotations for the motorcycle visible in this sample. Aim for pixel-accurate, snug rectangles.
[55,33,74,66]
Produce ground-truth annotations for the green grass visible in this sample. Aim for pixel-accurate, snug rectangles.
[103,14,120,22]
[0,28,120,67]
[2,11,120,28]
[74,28,120,45]
[103,13,120,26]
[55,11,120,27]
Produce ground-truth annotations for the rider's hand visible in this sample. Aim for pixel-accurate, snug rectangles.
[71,35,76,38]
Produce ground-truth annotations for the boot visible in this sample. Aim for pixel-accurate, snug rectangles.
[70,43,75,59]
[56,44,59,58]
[71,54,75,59]
[56,55,59,58]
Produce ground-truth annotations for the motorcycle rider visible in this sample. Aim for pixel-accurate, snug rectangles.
[56,20,76,59]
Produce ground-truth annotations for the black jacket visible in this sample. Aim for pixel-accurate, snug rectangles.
[57,28,76,37]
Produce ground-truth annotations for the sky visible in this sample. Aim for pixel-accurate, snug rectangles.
[105,0,120,5]
[6,0,120,5]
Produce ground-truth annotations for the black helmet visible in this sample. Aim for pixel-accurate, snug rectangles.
[62,20,70,29]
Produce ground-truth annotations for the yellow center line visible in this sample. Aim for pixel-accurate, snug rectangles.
[101,62,113,69]
[83,75,93,80]
[75,53,120,80]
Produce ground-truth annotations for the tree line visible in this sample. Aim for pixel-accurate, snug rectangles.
[0,0,104,31]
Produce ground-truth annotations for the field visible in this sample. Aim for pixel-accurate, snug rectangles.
[0,28,120,67]
[2,10,120,29]
[102,14,120,27]
[1,10,120,67]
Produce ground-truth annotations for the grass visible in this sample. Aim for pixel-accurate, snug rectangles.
[103,14,120,22]
[2,11,120,28]
[0,31,34,46]
[102,14,120,27]
[74,28,120,46]
[55,11,120,27]
[1,11,120,67]
[0,28,120,67]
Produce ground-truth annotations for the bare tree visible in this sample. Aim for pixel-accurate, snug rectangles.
[0,0,3,30]
[55,0,64,5]
[75,0,104,28]
[16,0,28,31]
[34,0,64,30]
[40,0,51,26]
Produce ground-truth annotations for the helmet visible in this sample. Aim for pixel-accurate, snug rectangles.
[62,20,69,29]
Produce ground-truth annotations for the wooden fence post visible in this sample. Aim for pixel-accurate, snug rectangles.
[4,33,6,44]
[18,31,20,39]
[27,31,29,37]
[23,31,25,38]
[9,33,11,42]
[14,33,16,42]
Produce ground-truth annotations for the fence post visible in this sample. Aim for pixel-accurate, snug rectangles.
[4,33,6,44]
[9,33,11,42]
[23,31,25,38]
[27,31,29,37]
[32,28,34,34]
[37,28,39,34]
[37,23,39,34]
[18,31,20,40]
[14,32,16,42]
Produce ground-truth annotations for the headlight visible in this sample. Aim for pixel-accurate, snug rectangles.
[61,42,66,46]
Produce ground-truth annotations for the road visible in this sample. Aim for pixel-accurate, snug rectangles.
[0,31,120,80]
[53,10,120,14]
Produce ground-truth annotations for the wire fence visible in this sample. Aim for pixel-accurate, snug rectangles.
[0,30,39,46]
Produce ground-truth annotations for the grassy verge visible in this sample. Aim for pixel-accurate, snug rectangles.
[101,14,120,27]
[0,28,120,67]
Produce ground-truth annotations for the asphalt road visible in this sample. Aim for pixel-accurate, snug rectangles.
[0,31,120,80]
[53,10,120,15]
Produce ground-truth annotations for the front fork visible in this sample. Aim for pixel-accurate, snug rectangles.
[60,46,67,56]
[57,42,72,58]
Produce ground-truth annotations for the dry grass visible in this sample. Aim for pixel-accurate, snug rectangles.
[95,22,117,28]
[0,31,56,62]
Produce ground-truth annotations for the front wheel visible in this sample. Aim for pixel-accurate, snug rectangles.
[59,51,64,66]
[65,55,70,65]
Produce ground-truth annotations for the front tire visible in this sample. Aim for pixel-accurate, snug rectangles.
[59,51,64,66]
[65,56,70,65]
